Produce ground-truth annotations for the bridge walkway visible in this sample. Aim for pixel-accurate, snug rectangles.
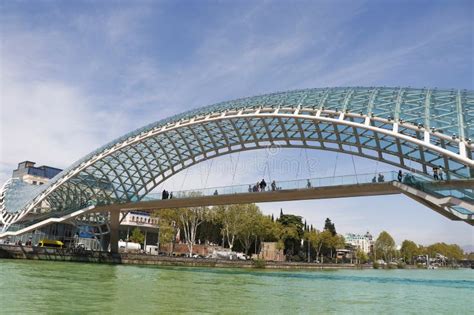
[1,172,472,240]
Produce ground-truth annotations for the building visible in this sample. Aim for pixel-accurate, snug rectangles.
[256,242,285,261]
[118,211,159,250]
[4,161,161,251]
[12,161,62,185]
[344,231,374,254]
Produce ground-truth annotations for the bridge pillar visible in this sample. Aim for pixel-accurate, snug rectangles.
[109,211,120,254]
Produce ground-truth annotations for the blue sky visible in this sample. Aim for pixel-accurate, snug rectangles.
[0,0,473,246]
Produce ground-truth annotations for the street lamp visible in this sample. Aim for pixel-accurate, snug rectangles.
[156,224,160,255]
[171,220,176,256]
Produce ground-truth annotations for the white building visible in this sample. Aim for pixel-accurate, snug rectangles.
[121,211,159,227]
[344,231,374,254]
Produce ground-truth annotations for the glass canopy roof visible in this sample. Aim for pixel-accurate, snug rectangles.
[1,87,472,230]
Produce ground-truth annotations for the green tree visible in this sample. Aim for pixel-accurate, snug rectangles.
[332,234,346,262]
[258,215,281,242]
[375,231,396,262]
[447,244,464,261]
[237,204,262,255]
[158,220,175,242]
[304,229,334,263]
[308,229,333,263]
[130,227,145,244]
[214,204,244,250]
[427,242,464,262]
[400,240,419,264]
[324,218,336,236]
[158,202,209,256]
[355,248,369,264]
[277,214,304,259]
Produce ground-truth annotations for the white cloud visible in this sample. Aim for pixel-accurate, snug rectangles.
[0,63,102,171]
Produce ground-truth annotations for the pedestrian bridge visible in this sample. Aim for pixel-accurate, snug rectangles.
[106,171,474,223]
[1,87,473,239]
[0,172,472,241]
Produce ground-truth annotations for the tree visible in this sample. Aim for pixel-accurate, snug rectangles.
[332,234,346,262]
[258,215,280,242]
[237,204,261,255]
[130,227,145,244]
[355,248,369,264]
[304,229,327,262]
[277,214,304,259]
[214,204,243,250]
[307,229,332,263]
[158,220,175,249]
[324,218,336,236]
[427,242,464,262]
[159,203,208,256]
[375,231,396,262]
[322,232,346,260]
[400,240,419,264]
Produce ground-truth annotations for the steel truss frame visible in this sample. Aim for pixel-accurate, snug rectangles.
[1,87,473,232]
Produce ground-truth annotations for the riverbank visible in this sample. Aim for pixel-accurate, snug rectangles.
[0,245,370,270]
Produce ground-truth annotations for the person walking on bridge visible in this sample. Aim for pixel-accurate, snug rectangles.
[397,170,403,182]
[259,179,267,191]
[253,184,258,192]
[433,166,439,180]
[438,166,444,181]
[271,180,277,191]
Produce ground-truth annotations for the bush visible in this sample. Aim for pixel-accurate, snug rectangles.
[397,262,406,269]
[252,259,266,269]
[373,262,380,269]
[387,263,398,269]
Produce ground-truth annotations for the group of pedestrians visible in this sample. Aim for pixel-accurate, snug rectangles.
[162,189,173,200]
[375,167,444,184]
[247,179,281,192]
[249,179,267,192]
[162,166,446,200]
[371,173,385,183]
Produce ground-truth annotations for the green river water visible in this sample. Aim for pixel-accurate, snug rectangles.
[0,260,472,314]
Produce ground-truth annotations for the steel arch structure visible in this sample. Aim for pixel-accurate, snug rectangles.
[1,87,473,232]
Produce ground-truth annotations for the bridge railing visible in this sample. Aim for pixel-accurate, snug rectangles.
[143,171,399,201]
[402,173,474,204]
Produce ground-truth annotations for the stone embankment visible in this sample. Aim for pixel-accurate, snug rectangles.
[0,245,370,270]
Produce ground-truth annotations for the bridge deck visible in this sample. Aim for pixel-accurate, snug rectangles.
[99,182,401,212]
[1,178,473,238]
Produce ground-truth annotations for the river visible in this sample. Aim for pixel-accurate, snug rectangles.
[0,260,472,314]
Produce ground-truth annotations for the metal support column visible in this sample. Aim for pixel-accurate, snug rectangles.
[109,210,120,253]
